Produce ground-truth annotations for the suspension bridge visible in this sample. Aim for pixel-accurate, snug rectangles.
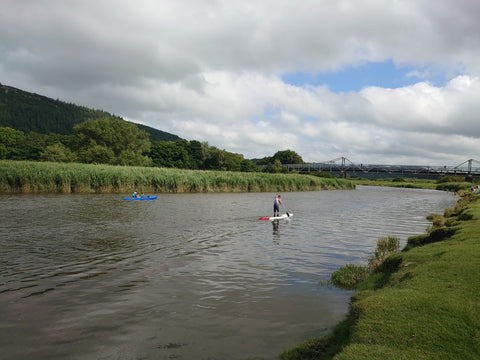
[284,158,480,178]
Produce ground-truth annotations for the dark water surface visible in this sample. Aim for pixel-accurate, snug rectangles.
[0,186,457,359]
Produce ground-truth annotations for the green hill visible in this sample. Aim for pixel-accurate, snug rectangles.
[0,84,180,142]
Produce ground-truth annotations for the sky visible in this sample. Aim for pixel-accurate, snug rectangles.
[1,0,480,165]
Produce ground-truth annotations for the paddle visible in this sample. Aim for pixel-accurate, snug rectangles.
[282,203,290,217]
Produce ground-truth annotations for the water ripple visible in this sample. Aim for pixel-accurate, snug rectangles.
[0,189,457,360]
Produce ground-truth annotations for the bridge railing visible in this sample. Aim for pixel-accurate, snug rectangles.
[283,162,480,176]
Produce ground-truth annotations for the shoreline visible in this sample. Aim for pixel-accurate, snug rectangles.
[281,193,480,359]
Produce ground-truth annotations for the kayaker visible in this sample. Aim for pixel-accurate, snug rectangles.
[132,191,137,198]
[274,194,283,217]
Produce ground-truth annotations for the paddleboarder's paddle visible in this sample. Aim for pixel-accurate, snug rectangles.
[282,203,290,217]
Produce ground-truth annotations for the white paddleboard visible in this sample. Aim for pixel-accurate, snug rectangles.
[259,213,293,221]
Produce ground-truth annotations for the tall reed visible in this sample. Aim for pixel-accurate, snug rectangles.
[0,160,355,193]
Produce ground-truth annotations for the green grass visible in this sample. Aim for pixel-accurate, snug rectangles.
[351,178,438,190]
[351,177,474,193]
[0,160,355,193]
[282,195,480,359]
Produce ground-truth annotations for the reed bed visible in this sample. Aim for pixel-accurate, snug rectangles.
[0,161,355,194]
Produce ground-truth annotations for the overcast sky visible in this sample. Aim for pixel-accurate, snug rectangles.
[2,0,480,165]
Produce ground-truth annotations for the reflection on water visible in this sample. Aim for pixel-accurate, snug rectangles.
[272,220,280,240]
[272,219,286,244]
[0,187,456,359]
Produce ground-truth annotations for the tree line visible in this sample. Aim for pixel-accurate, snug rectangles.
[0,117,304,172]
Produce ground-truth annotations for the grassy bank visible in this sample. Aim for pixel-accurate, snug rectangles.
[351,178,438,189]
[0,160,354,193]
[351,177,474,193]
[282,194,480,359]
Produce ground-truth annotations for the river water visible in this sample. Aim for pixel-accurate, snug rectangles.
[0,186,457,360]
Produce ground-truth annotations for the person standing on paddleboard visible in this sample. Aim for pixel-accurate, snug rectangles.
[274,194,283,217]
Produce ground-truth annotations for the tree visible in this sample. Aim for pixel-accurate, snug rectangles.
[117,150,152,167]
[255,156,273,166]
[240,159,260,172]
[150,140,190,168]
[264,159,288,173]
[0,127,25,159]
[222,151,243,172]
[74,117,151,165]
[22,131,48,160]
[204,147,224,170]
[80,144,115,164]
[272,150,304,164]
[40,143,76,162]
[187,140,204,169]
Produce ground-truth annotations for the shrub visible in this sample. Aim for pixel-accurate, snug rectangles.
[330,236,400,289]
[368,236,400,272]
[312,172,333,178]
[405,227,457,250]
[426,212,445,228]
[443,208,454,218]
[331,264,370,290]
[436,182,472,192]
[437,175,466,183]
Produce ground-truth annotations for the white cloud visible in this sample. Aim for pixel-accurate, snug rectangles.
[360,76,480,136]
[1,0,480,165]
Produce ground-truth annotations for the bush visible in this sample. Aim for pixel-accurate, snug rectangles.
[331,264,370,290]
[405,227,457,250]
[443,208,454,218]
[330,236,400,290]
[436,182,471,192]
[426,212,445,228]
[368,236,400,272]
[437,175,465,183]
[312,172,333,178]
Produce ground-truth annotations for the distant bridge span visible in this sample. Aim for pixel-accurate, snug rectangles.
[284,158,480,178]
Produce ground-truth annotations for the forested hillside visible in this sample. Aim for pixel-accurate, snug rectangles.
[0,83,305,172]
[0,84,179,141]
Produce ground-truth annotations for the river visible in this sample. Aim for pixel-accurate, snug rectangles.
[0,186,457,359]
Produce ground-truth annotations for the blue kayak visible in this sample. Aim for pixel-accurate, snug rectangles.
[123,195,158,201]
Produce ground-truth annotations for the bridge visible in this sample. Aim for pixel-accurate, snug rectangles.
[284,158,480,178]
